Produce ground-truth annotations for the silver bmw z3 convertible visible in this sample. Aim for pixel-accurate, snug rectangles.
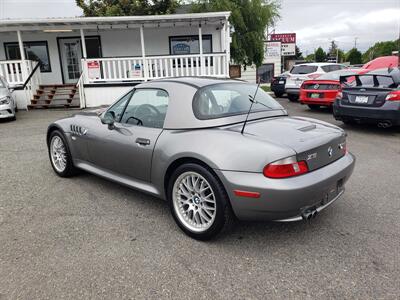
[47,77,355,240]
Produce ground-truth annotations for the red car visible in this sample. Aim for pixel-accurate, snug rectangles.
[362,55,399,70]
[299,69,362,109]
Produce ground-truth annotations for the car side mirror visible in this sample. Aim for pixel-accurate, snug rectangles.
[9,88,14,93]
[101,111,116,130]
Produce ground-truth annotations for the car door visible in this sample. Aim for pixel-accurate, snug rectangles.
[87,88,169,182]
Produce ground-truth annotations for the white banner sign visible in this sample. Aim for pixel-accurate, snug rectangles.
[265,41,281,58]
[281,43,296,56]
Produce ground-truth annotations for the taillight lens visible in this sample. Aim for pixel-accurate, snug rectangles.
[308,74,321,79]
[263,156,309,179]
[385,91,400,101]
[336,89,343,100]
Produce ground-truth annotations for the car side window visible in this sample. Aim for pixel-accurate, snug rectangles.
[321,65,330,72]
[107,90,134,122]
[120,89,169,129]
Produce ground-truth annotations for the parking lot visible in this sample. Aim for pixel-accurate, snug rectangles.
[0,99,399,299]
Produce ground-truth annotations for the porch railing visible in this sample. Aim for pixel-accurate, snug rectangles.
[82,53,228,84]
[0,60,34,86]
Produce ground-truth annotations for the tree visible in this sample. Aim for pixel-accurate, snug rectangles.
[76,0,180,16]
[362,39,400,63]
[346,48,362,65]
[294,45,303,59]
[328,40,338,58]
[314,47,327,62]
[304,53,315,62]
[191,0,280,67]
[337,49,345,63]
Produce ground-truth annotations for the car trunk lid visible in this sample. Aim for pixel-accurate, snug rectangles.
[342,87,392,107]
[227,117,346,171]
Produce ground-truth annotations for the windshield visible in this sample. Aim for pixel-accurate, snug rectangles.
[290,65,318,74]
[193,83,283,120]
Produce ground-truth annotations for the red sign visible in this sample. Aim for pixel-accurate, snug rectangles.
[87,61,100,68]
[270,33,296,44]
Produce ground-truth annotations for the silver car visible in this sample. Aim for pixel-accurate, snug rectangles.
[47,78,355,240]
[0,76,16,120]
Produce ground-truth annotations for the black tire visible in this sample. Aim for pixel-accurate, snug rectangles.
[15,106,18,113]
[308,104,320,110]
[48,130,78,177]
[167,163,234,240]
[274,92,284,98]
[288,94,299,102]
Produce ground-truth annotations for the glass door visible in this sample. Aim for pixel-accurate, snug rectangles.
[59,38,82,84]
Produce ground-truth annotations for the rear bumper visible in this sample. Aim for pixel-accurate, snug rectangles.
[300,98,335,106]
[216,152,355,221]
[333,101,400,125]
[271,84,285,94]
[300,91,337,106]
[285,88,300,95]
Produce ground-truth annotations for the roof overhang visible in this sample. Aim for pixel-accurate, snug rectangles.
[0,12,231,33]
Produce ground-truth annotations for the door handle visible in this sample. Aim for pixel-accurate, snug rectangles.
[136,137,151,146]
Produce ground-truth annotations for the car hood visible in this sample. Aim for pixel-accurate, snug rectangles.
[0,88,9,98]
[227,116,346,171]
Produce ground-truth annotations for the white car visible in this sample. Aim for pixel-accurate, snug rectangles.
[0,76,17,121]
[285,63,346,101]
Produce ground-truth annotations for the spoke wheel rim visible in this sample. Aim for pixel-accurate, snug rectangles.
[172,171,217,233]
[50,136,67,173]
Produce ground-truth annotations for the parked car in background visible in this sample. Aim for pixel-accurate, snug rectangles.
[271,72,288,97]
[0,76,16,121]
[47,77,355,240]
[299,69,362,109]
[362,55,399,70]
[333,68,400,128]
[285,63,347,102]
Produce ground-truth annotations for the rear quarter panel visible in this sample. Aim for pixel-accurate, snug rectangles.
[151,128,296,199]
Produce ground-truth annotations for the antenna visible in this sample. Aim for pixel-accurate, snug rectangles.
[241,79,261,135]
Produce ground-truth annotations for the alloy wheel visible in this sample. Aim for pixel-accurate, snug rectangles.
[172,171,217,233]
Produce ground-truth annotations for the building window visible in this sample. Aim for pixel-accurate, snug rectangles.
[169,35,212,55]
[4,41,51,72]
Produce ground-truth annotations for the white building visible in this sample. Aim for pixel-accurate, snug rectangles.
[0,12,231,109]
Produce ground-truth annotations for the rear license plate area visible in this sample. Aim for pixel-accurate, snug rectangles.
[310,93,321,98]
[324,179,344,204]
[279,80,284,84]
[355,95,369,103]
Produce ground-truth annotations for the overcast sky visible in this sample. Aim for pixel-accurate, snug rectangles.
[1,0,399,53]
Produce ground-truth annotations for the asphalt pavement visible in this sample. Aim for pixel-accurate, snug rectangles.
[0,99,399,299]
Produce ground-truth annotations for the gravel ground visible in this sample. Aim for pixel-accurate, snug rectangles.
[0,100,399,299]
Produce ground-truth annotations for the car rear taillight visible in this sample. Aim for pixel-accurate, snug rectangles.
[385,91,400,101]
[336,90,343,100]
[263,156,309,179]
[308,74,321,79]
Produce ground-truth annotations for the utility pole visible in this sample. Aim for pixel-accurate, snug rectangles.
[354,37,358,49]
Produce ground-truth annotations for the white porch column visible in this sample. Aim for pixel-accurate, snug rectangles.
[17,30,29,81]
[220,22,225,52]
[198,24,204,76]
[225,19,230,78]
[140,25,148,81]
[17,30,26,61]
[80,28,87,58]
